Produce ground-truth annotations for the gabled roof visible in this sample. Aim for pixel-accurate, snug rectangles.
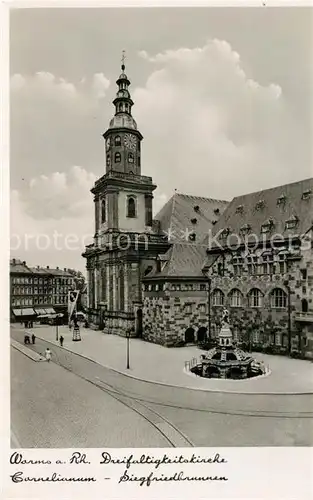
[147,242,208,279]
[155,192,229,245]
[209,178,313,249]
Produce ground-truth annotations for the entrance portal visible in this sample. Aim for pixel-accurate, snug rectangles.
[185,327,195,344]
[197,327,207,343]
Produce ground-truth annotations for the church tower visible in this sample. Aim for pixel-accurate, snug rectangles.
[83,57,169,336]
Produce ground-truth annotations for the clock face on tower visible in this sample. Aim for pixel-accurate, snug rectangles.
[124,133,136,151]
[106,137,111,150]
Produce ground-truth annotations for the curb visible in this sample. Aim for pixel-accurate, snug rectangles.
[11,339,45,362]
[32,334,313,396]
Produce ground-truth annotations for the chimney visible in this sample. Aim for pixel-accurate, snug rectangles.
[22,261,26,265]
[37,265,40,269]
[56,266,59,270]
[46,265,49,269]
[12,258,16,265]
[64,268,67,271]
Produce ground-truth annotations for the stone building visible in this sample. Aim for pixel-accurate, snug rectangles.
[10,259,75,321]
[204,178,313,358]
[143,178,313,358]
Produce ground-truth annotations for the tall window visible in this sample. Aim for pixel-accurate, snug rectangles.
[261,252,274,274]
[212,289,224,306]
[229,289,243,307]
[106,153,111,167]
[114,135,121,146]
[270,288,287,308]
[115,152,121,163]
[101,198,106,223]
[127,197,136,218]
[128,152,134,163]
[248,288,263,307]
[278,252,288,274]
[247,255,259,275]
[233,256,244,276]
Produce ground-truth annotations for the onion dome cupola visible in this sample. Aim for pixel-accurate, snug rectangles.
[103,53,143,175]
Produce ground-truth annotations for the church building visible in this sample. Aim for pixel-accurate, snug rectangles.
[83,63,313,359]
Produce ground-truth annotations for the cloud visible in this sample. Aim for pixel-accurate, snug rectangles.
[10,167,96,271]
[10,71,111,188]
[135,39,309,201]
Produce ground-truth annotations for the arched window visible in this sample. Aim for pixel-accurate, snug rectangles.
[128,152,134,163]
[115,152,121,163]
[101,199,106,223]
[127,197,136,218]
[248,288,263,308]
[229,289,243,307]
[118,103,123,113]
[270,288,287,308]
[106,153,110,167]
[212,289,224,306]
[114,135,121,146]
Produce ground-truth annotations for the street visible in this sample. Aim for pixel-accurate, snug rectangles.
[11,327,313,447]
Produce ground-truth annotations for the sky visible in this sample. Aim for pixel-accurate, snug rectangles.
[10,6,313,272]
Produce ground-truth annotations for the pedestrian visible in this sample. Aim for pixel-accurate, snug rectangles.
[31,333,36,344]
[59,335,64,347]
[45,348,51,362]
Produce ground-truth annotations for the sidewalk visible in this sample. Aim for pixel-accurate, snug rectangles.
[11,324,313,394]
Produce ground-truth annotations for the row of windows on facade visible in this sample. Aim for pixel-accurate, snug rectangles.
[12,296,68,306]
[101,196,137,223]
[11,287,70,295]
[233,190,312,216]
[11,277,74,285]
[212,288,288,308]
[116,102,131,114]
[232,257,308,278]
[144,284,288,308]
[107,152,139,166]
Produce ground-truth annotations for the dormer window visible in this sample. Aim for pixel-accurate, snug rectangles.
[255,200,265,211]
[285,215,299,230]
[189,232,196,242]
[236,205,244,214]
[191,218,197,225]
[240,224,251,235]
[302,189,312,200]
[277,194,286,205]
[194,205,200,212]
[128,152,134,163]
[212,220,217,225]
[220,227,230,240]
[115,152,121,163]
[261,218,274,234]
[114,135,121,146]
[214,208,220,215]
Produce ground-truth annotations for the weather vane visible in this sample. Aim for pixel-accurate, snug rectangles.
[121,49,126,70]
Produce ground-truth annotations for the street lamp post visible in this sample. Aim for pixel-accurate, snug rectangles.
[207,277,211,342]
[126,329,130,369]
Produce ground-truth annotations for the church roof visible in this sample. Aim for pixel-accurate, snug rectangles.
[155,192,229,245]
[150,242,208,279]
[210,177,313,249]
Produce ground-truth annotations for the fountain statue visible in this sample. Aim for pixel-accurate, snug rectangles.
[190,309,266,380]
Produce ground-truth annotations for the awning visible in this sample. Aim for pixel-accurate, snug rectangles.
[34,308,48,315]
[45,307,56,314]
[13,308,36,317]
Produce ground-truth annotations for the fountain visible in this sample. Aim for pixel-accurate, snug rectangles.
[190,309,266,379]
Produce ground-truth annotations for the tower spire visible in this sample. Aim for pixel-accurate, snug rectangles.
[121,49,126,72]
